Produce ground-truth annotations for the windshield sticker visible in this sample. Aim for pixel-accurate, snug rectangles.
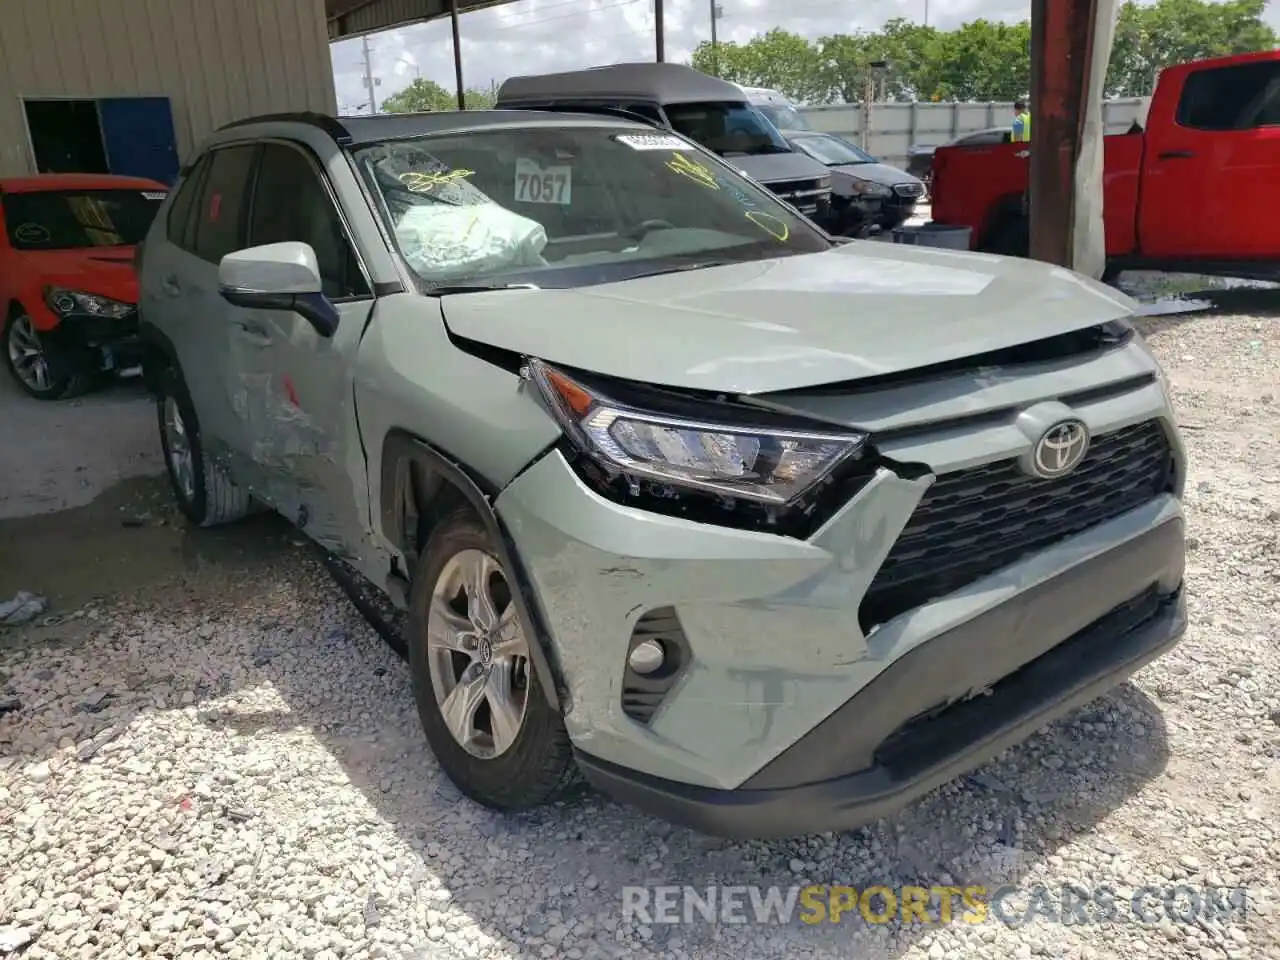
[746,210,790,242]
[399,168,474,192]
[665,153,719,189]
[13,223,50,244]
[142,191,167,200]
[614,134,694,151]
[514,157,572,205]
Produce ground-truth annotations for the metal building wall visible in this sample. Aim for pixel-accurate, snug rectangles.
[0,0,338,177]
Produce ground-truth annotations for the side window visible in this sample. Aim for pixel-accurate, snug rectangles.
[249,143,368,300]
[166,155,208,249]
[192,144,257,264]
[1177,62,1280,131]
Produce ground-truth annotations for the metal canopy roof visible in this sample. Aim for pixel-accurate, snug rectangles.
[325,0,517,40]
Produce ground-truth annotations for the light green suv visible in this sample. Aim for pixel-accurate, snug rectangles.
[136,109,1187,839]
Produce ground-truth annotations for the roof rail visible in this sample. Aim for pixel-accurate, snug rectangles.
[218,111,353,144]
[502,102,663,129]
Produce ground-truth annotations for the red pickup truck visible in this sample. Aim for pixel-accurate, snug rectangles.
[929,49,1280,280]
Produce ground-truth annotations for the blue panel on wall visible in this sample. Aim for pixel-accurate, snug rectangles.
[97,97,180,184]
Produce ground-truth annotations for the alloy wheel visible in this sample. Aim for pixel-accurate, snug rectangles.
[427,549,531,759]
[162,395,196,501]
[7,315,50,393]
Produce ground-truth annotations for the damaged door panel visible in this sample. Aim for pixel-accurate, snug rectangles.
[227,140,383,558]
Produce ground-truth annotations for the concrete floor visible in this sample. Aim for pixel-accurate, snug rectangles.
[0,372,163,522]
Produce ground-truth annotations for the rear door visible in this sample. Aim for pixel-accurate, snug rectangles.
[1139,57,1280,260]
[229,139,376,551]
[173,143,261,480]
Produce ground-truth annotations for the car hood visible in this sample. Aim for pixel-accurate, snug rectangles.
[831,161,919,187]
[18,248,139,303]
[440,243,1140,395]
[729,151,830,184]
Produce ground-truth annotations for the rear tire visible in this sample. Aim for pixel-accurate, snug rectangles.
[985,213,1030,258]
[407,508,578,811]
[156,366,252,527]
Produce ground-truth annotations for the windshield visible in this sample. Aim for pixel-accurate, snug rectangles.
[793,135,877,166]
[663,102,792,156]
[353,126,830,289]
[756,103,812,132]
[2,188,165,251]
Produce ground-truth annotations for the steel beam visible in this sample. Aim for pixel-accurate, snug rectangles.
[1028,0,1096,267]
[1028,0,1120,277]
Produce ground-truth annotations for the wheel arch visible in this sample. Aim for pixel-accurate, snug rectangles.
[977,192,1028,252]
[380,429,565,713]
[136,317,184,398]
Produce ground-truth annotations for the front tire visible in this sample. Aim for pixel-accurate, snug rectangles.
[408,508,577,811]
[3,308,92,400]
[156,367,252,527]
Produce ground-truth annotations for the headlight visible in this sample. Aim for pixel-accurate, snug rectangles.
[849,178,892,199]
[527,359,867,504]
[44,287,134,319]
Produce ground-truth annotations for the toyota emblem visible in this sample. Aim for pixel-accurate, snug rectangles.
[1031,420,1090,478]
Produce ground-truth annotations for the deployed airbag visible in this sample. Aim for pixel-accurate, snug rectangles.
[394,204,548,280]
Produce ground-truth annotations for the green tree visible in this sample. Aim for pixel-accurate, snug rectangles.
[683,0,1275,105]
[1106,0,1277,96]
[380,77,495,113]
[690,29,823,101]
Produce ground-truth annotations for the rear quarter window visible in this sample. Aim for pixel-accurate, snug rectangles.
[166,156,209,250]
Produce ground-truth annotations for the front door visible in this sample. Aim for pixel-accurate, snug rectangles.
[1139,57,1280,260]
[98,97,181,184]
[226,140,376,557]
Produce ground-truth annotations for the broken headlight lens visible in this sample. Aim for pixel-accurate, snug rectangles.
[528,359,867,504]
[44,287,134,319]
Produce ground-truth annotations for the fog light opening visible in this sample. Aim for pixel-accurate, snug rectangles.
[627,638,666,675]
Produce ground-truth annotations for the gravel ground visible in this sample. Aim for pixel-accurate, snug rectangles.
[2,297,1279,960]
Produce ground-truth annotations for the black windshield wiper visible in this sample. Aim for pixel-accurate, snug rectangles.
[426,281,540,296]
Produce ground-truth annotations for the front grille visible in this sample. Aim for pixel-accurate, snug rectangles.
[768,179,827,205]
[859,420,1173,630]
[893,182,924,199]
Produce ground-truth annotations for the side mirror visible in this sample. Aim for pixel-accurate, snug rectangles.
[218,241,339,338]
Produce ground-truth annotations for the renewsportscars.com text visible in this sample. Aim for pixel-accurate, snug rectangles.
[622,884,1249,927]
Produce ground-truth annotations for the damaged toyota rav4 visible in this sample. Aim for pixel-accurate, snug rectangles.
[137,110,1186,839]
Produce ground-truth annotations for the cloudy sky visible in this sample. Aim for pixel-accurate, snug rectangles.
[329,0,1279,112]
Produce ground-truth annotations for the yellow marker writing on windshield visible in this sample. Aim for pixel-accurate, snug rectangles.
[746,210,790,242]
[665,153,718,189]
[399,169,475,192]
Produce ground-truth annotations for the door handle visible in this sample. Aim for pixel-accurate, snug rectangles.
[1157,150,1196,160]
[161,276,182,297]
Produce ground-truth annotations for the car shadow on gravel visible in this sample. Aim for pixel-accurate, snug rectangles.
[1,498,1173,959]
[189,601,1173,959]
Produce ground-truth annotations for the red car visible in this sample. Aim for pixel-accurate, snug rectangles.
[1,173,168,399]
[929,49,1280,281]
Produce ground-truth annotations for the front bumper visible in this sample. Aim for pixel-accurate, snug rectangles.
[42,312,141,377]
[575,521,1184,839]
[491,351,1185,833]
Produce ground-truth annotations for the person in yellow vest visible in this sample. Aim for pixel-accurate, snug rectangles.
[1011,100,1032,142]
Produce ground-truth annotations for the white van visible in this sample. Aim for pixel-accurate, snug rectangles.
[736,85,812,132]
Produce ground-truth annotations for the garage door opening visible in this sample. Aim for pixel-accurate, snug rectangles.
[22,97,181,184]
